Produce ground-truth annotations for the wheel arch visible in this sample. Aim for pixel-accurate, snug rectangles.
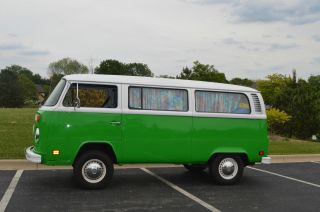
[208,151,250,166]
[73,141,118,165]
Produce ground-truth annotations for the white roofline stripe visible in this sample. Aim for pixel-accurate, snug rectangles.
[63,74,258,93]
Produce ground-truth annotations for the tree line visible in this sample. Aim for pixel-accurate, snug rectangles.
[257,72,320,139]
[0,58,319,140]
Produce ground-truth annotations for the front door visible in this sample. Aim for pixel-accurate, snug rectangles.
[47,82,122,163]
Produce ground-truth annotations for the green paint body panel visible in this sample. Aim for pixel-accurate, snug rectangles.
[33,110,268,165]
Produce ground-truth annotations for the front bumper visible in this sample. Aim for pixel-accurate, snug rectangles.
[261,156,272,164]
[25,146,41,163]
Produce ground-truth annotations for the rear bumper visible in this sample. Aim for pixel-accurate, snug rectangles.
[261,156,272,164]
[25,146,41,163]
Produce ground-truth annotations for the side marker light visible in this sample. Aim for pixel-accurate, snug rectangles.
[52,150,60,155]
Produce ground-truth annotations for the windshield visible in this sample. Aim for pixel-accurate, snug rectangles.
[43,79,66,106]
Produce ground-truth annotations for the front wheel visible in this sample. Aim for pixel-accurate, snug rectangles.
[73,151,114,189]
[209,155,244,185]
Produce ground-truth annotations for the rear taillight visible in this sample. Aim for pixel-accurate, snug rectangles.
[35,114,41,123]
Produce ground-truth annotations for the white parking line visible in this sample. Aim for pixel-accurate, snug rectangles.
[140,168,220,212]
[0,170,23,212]
[248,166,320,188]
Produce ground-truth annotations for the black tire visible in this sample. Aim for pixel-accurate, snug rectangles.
[183,164,207,172]
[73,150,114,189]
[209,155,244,185]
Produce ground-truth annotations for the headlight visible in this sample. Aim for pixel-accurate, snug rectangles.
[35,128,40,143]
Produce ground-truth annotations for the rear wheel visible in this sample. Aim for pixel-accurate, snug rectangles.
[73,150,114,189]
[209,155,244,185]
[183,164,207,172]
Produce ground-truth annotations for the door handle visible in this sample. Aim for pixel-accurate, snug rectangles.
[109,121,121,125]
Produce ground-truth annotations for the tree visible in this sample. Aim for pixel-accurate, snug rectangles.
[176,61,228,83]
[95,59,154,77]
[32,73,50,85]
[256,74,290,106]
[283,78,320,139]
[259,71,320,139]
[126,63,153,77]
[266,108,291,135]
[2,65,49,84]
[47,58,88,91]
[0,65,51,107]
[18,74,37,105]
[48,58,89,76]
[177,67,192,80]
[95,60,127,75]
[230,78,254,87]
[0,68,24,107]
[48,73,64,93]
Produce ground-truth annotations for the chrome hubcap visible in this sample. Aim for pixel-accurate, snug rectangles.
[82,159,106,183]
[218,158,238,180]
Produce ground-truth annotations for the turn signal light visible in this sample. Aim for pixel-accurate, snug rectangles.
[35,114,41,123]
[52,150,60,155]
[259,151,265,156]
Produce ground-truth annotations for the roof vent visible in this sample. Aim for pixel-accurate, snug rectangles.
[251,94,262,113]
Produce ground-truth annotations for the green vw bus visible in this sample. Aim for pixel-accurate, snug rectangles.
[26,74,270,189]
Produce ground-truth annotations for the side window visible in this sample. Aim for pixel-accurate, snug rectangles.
[195,91,250,114]
[63,84,117,108]
[129,87,188,112]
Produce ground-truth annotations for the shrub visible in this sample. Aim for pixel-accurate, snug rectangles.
[266,108,291,135]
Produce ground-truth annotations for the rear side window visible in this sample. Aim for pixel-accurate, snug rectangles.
[129,87,188,111]
[195,91,250,114]
[63,84,117,108]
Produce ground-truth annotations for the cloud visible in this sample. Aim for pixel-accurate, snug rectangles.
[0,41,50,57]
[263,34,272,38]
[7,33,18,38]
[313,35,320,42]
[0,43,25,50]
[221,38,297,52]
[19,50,50,56]
[238,45,261,52]
[174,59,188,63]
[270,43,298,50]
[312,57,320,64]
[183,0,320,25]
[286,34,294,39]
[269,65,284,71]
[222,37,241,45]
[182,0,234,5]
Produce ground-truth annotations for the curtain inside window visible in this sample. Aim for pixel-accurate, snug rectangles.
[129,87,188,111]
[195,91,250,114]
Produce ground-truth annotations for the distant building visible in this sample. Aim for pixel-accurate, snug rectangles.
[36,84,46,104]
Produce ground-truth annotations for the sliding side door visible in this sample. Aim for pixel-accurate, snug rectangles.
[121,85,192,163]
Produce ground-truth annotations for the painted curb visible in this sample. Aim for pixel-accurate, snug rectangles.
[0,155,320,170]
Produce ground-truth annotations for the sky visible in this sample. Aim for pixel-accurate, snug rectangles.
[0,0,319,80]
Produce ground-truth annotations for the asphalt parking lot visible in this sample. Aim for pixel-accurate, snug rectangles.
[1,162,320,212]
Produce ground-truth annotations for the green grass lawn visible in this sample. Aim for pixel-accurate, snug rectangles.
[0,108,37,159]
[269,138,320,155]
[0,108,320,159]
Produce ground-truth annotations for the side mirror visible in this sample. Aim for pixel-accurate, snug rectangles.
[74,97,81,109]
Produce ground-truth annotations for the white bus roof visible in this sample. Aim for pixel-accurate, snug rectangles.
[64,74,258,92]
